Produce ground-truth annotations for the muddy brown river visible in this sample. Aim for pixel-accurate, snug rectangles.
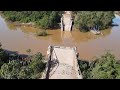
[0,15,120,61]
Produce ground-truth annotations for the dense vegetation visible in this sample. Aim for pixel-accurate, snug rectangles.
[74,11,114,32]
[0,43,46,79]
[1,11,115,32]
[1,11,63,29]
[79,53,120,79]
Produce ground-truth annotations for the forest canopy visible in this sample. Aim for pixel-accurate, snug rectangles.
[74,11,114,32]
[1,11,63,29]
[1,11,115,31]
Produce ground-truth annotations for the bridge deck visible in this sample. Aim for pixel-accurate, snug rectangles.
[43,46,82,79]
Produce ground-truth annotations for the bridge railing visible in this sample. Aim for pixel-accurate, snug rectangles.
[41,46,53,79]
[73,47,83,79]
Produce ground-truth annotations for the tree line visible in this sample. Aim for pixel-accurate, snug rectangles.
[1,11,63,29]
[74,11,114,32]
[1,11,114,32]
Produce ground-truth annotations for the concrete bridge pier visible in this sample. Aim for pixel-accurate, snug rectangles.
[61,11,73,31]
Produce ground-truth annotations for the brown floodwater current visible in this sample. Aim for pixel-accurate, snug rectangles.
[0,15,120,61]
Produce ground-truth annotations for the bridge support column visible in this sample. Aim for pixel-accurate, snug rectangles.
[61,17,64,31]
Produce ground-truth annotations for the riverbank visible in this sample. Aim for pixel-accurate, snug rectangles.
[0,11,62,30]
[0,13,120,61]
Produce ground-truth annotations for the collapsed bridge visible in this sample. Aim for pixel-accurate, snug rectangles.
[42,46,83,79]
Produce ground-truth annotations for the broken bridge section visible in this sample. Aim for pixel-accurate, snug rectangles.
[42,46,83,79]
[61,11,73,31]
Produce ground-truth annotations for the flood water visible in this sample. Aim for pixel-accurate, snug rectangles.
[0,15,120,61]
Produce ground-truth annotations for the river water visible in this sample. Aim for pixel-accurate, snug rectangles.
[0,15,120,61]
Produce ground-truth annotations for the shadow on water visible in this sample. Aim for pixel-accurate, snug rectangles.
[4,49,28,58]
[78,59,91,65]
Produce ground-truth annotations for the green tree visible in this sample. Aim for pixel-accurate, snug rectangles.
[18,66,32,79]
[29,52,46,74]
[74,11,114,32]
[90,53,119,79]
[0,52,46,79]
[0,60,21,79]
[37,15,50,29]
[1,11,62,29]
[78,52,120,79]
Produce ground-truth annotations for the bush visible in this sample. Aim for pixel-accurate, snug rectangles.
[26,49,31,54]
[36,30,48,36]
